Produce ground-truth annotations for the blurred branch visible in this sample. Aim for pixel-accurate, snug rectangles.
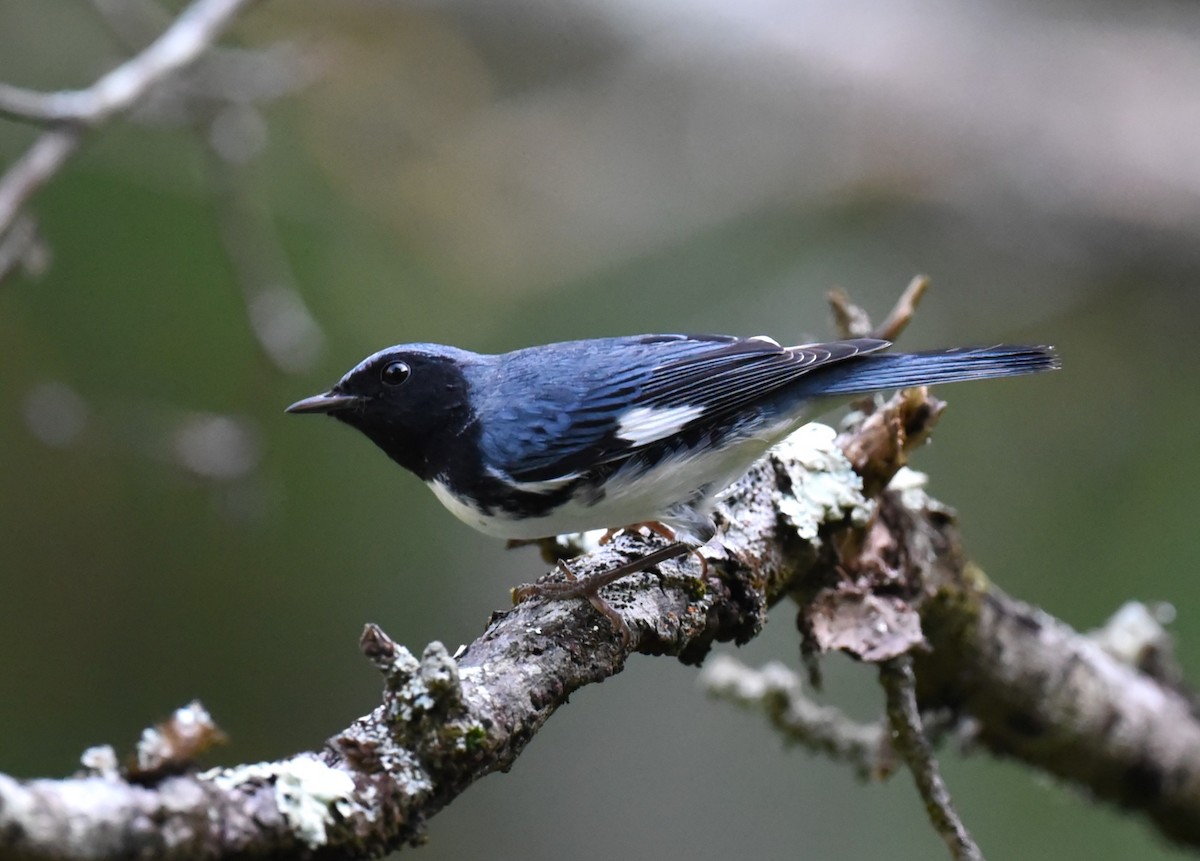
[700,648,982,859]
[205,136,326,374]
[0,0,259,127]
[0,0,262,281]
[0,0,325,373]
[699,655,893,781]
[3,383,1200,858]
[0,130,82,249]
[0,213,48,283]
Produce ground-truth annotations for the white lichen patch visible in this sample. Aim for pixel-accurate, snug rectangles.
[396,683,435,721]
[889,466,954,516]
[387,754,434,798]
[384,643,421,682]
[387,642,463,722]
[203,755,356,847]
[79,744,119,778]
[274,756,357,845]
[771,423,873,540]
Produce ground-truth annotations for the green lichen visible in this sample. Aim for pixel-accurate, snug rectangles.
[433,719,490,756]
[462,725,488,753]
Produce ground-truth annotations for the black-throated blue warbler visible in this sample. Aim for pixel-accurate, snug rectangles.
[286,334,1056,555]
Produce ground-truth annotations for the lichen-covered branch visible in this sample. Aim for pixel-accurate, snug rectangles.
[2,393,1199,859]
[917,579,1200,847]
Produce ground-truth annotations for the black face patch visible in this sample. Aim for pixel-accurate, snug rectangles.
[331,351,474,481]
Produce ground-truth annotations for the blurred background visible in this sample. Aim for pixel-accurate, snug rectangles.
[2,1,1199,858]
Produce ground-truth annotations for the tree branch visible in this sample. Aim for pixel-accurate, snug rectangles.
[0,0,261,127]
[0,130,81,244]
[0,0,262,263]
[2,392,1199,858]
[699,655,893,781]
[881,656,983,861]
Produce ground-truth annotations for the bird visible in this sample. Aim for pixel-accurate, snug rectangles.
[286,334,1058,555]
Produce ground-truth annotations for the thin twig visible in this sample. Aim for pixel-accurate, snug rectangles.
[0,213,48,281]
[880,656,984,861]
[0,129,82,238]
[828,288,874,338]
[0,0,261,127]
[206,149,325,374]
[828,275,931,343]
[700,655,894,780]
[872,275,930,341]
[0,0,261,246]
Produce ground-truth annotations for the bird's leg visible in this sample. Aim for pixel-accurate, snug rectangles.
[552,559,633,645]
[513,541,692,601]
[595,522,709,578]
[512,541,695,645]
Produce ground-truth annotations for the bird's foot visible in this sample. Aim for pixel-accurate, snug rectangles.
[512,541,695,646]
[598,522,709,578]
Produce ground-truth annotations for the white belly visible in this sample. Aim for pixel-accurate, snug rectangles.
[426,418,799,540]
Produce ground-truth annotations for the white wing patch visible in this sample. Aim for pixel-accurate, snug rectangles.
[616,404,705,446]
[486,466,581,495]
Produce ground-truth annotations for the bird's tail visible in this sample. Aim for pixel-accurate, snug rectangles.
[810,345,1059,397]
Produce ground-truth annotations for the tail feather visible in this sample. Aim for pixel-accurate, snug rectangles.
[808,345,1059,397]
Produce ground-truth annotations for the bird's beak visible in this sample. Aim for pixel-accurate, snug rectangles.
[285,391,363,415]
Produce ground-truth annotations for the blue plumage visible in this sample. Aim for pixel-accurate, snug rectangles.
[287,333,1057,545]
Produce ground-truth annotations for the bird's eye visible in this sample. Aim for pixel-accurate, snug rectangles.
[381,360,411,386]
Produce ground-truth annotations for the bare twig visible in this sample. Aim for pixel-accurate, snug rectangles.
[206,152,326,374]
[918,578,1200,847]
[84,0,318,118]
[872,275,930,341]
[0,213,49,282]
[828,288,874,339]
[881,656,984,861]
[700,655,893,780]
[0,0,262,260]
[0,0,261,127]
[0,129,82,241]
[828,275,931,343]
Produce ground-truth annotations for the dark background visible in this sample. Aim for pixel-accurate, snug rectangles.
[2,2,1199,859]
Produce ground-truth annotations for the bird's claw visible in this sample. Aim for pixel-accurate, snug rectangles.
[511,542,698,646]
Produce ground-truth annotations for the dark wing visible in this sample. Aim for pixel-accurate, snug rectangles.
[476,334,887,484]
[635,336,882,415]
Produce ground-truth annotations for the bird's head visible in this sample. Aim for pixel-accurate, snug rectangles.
[286,344,476,480]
